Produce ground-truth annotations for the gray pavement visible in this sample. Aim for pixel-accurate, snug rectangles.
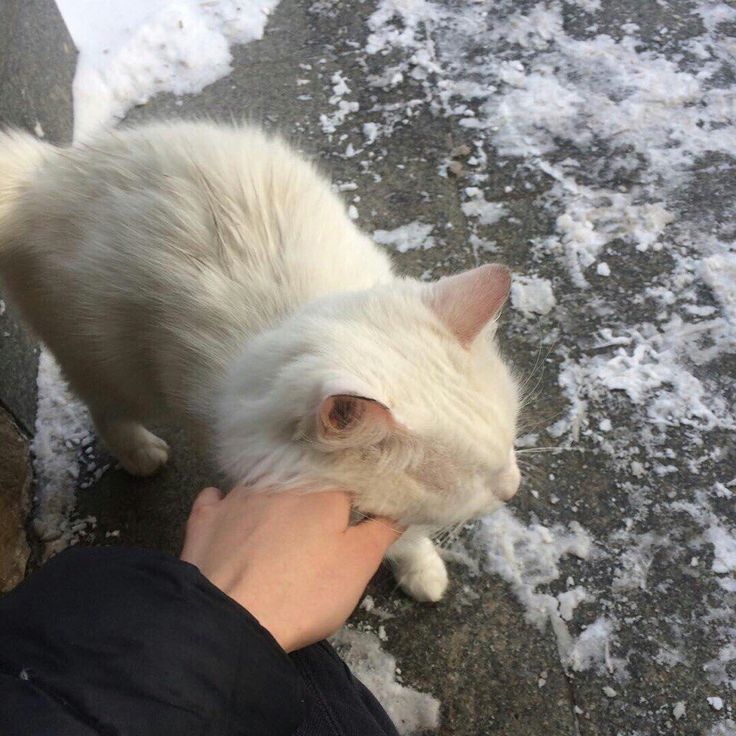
[1,1,735,734]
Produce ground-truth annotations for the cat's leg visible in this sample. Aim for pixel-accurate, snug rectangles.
[92,412,170,477]
[386,528,448,603]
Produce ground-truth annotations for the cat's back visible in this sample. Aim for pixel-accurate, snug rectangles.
[47,122,388,295]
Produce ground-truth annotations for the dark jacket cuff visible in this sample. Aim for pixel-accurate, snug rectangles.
[0,545,305,736]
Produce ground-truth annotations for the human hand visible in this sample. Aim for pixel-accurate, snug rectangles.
[180,487,403,652]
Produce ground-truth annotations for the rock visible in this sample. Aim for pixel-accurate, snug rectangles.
[0,406,31,592]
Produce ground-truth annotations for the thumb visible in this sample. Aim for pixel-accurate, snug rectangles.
[191,486,224,511]
[181,487,223,562]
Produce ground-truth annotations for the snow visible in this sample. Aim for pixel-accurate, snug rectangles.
[700,254,736,324]
[511,276,556,316]
[373,222,435,253]
[673,701,686,720]
[461,188,507,226]
[363,122,380,145]
[708,696,725,711]
[475,508,620,674]
[705,523,736,576]
[320,71,360,135]
[331,628,440,735]
[707,721,736,736]
[30,351,95,556]
[55,0,280,140]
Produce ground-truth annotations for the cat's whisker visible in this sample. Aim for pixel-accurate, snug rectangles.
[515,403,569,436]
[516,446,584,455]
[517,341,557,409]
[350,501,406,536]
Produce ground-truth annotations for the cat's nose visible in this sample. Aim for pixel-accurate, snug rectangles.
[496,469,520,501]
[495,451,521,501]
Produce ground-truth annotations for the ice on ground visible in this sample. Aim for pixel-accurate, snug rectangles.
[373,222,435,253]
[707,721,736,736]
[552,316,734,445]
[705,523,736,576]
[474,508,620,674]
[511,276,556,316]
[332,628,440,736]
[30,351,94,555]
[610,532,665,592]
[461,188,507,226]
[56,0,281,140]
[700,253,736,324]
[320,71,360,135]
[363,122,380,144]
[542,167,674,287]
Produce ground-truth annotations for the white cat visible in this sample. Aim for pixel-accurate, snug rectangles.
[0,121,520,602]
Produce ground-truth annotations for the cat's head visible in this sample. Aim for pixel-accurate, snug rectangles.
[217,264,521,526]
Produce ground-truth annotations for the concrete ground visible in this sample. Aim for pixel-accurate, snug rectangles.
[1,1,735,734]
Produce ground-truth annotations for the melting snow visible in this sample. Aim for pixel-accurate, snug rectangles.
[332,628,440,735]
[373,221,436,253]
[56,0,281,140]
[511,276,556,317]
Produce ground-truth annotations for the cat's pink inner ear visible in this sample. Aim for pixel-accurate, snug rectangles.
[427,264,511,347]
[318,394,393,444]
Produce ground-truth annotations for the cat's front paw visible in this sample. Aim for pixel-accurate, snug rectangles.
[396,553,449,603]
[119,432,170,476]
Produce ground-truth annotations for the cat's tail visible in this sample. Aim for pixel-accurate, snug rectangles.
[0,128,53,225]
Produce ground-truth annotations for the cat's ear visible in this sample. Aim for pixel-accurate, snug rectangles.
[426,264,511,347]
[318,394,393,447]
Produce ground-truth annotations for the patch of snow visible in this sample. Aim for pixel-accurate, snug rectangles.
[56,0,280,140]
[373,222,435,253]
[332,628,440,735]
[700,253,736,324]
[363,122,380,144]
[461,188,507,226]
[673,701,686,720]
[706,720,736,736]
[611,532,665,592]
[705,523,736,576]
[553,318,734,444]
[511,276,556,316]
[475,508,620,674]
[320,70,360,135]
[30,351,94,555]
[708,696,725,711]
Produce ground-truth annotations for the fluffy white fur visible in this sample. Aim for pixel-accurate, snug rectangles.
[0,121,520,601]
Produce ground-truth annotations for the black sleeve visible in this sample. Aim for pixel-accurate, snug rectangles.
[0,546,306,736]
